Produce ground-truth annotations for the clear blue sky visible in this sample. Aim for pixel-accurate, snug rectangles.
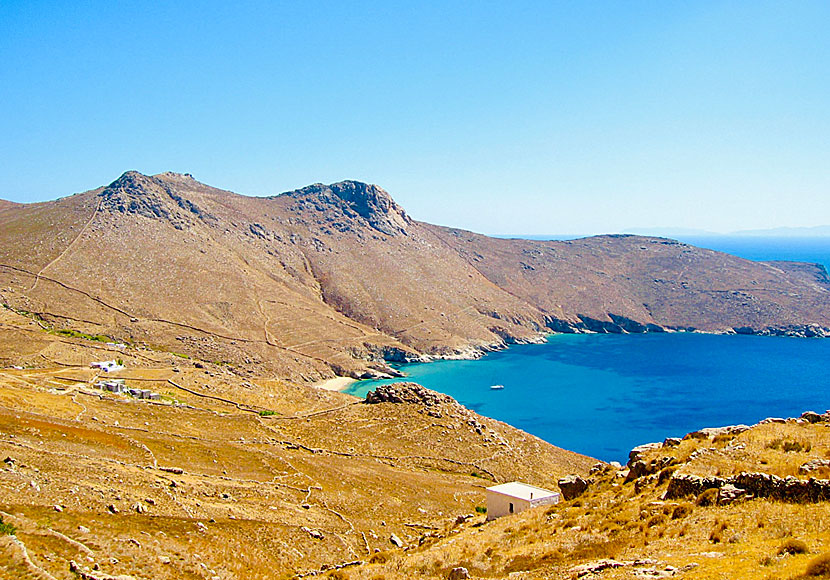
[2,1,829,235]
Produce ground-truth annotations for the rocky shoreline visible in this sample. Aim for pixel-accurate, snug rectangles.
[351,317,830,386]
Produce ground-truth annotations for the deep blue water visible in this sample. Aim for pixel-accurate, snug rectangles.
[679,236,830,272]
[347,237,830,463]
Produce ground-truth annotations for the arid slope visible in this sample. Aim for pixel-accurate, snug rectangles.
[1,171,829,383]
[0,305,592,579]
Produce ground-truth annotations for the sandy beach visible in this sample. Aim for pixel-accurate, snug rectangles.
[314,376,358,391]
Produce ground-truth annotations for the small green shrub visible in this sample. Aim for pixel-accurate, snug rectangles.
[696,488,719,506]
[784,440,811,453]
[658,466,677,485]
[709,521,728,544]
[671,503,693,520]
[779,538,809,555]
[54,328,112,343]
[767,438,811,453]
[0,516,16,535]
[258,410,277,416]
[474,506,487,514]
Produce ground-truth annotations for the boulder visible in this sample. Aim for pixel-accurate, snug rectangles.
[717,484,747,505]
[758,417,786,424]
[685,425,749,440]
[626,456,674,482]
[365,383,456,407]
[558,474,589,500]
[301,526,324,540]
[628,443,662,465]
[799,459,830,474]
[801,411,825,424]
[390,533,404,548]
[448,567,470,580]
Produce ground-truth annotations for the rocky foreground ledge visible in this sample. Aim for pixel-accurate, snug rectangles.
[568,410,830,508]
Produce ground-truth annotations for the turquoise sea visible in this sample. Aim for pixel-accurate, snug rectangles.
[347,237,830,463]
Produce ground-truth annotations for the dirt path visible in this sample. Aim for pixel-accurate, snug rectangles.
[31,198,102,292]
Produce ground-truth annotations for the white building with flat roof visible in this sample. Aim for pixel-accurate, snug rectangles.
[485,481,560,520]
[91,360,125,373]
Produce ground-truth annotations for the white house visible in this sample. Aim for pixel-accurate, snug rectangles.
[90,360,125,373]
[485,481,560,520]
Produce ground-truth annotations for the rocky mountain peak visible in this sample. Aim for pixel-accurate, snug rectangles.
[284,180,411,236]
[98,170,214,227]
[155,171,197,183]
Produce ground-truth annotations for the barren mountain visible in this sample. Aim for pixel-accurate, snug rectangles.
[429,227,830,335]
[2,172,830,580]
[1,171,829,382]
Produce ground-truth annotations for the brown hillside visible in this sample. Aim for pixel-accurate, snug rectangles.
[345,412,830,580]
[0,199,20,213]
[0,305,593,579]
[429,227,830,334]
[1,172,829,383]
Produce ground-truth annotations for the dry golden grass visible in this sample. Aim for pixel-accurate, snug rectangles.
[0,316,593,579]
[344,419,830,580]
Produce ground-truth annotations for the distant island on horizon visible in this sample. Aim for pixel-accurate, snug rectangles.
[495,225,830,241]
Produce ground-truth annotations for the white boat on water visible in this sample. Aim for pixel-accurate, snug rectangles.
[490,384,505,390]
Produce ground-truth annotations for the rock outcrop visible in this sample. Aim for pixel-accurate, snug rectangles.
[282,180,411,236]
[628,443,662,465]
[99,171,215,229]
[365,383,457,407]
[684,425,750,440]
[558,474,589,500]
[799,459,830,474]
[665,472,830,503]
